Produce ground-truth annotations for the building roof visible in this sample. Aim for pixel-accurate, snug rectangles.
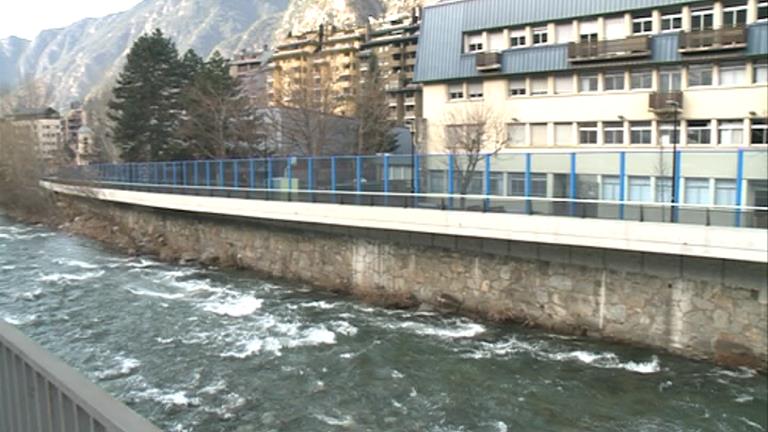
[414,0,768,83]
[8,107,60,121]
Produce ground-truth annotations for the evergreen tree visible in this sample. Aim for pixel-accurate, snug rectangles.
[108,29,184,161]
[356,53,397,155]
[176,51,267,159]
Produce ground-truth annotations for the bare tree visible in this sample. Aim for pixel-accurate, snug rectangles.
[442,105,509,196]
[355,53,396,155]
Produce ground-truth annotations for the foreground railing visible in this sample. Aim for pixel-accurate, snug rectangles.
[0,320,161,432]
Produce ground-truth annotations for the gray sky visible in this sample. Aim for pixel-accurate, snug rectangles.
[1,0,143,40]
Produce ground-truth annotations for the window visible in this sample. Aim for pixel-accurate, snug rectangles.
[580,20,598,43]
[605,16,626,40]
[723,3,748,28]
[554,75,573,94]
[760,1,768,22]
[508,173,547,197]
[508,79,526,96]
[604,71,625,91]
[579,122,598,145]
[687,120,712,144]
[661,11,683,32]
[656,178,672,203]
[659,68,682,92]
[603,122,624,144]
[715,180,737,205]
[531,77,548,95]
[555,123,573,145]
[602,176,621,201]
[448,83,464,100]
[629,177,652,202]
[754,61,767,83]
[752,119,768,145]
[688,64,713,86]
[526,124,547,146]
[631,70,653,89]
[509,30,526,48]
[489,32,505,51]
[468,82,483,99]
[508,124,526,146]
[718,120,744,145]
[658,122,681,145]
[691,7,714,31]
[632,14,653,34]
[685,178,710,205]
[467,33,483,52]
[580,73,598,92]
[533,27,548,45]
[556,23,573,44]
[629,122,652,145]
[720,63,746,86]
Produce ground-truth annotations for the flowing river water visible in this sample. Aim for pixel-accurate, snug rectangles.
[0,215,766,432]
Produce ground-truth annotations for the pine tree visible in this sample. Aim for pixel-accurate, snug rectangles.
[108,29,184,161]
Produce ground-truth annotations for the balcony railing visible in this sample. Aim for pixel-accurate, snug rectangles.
[649,91,684,113]
[475,52,502,72]
[568,36,651,63]
[679,26,747,53]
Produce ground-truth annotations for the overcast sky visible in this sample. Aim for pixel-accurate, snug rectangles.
[1,0,143,40]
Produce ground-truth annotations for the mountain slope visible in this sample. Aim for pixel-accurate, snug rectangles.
[0,36,31,89]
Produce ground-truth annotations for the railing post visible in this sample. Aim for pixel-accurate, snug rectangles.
[414,153,421,208]
[569,152,577,216]
[218,160,224,188]
[307,157,314,201]
[193,160,199,188]
[233,160,239,189]
[735,149,745,227]
[162,163,167,185]
[355,155,362,205]
[484,154,491,212]
[673,150,682,223]
[267,158,273,195]
[383,154,390,206]
[331,156,337,203]
[525,153,532,215]
[205,160,211,188]
[448,154,454,209]
[619,151,626,220]
[249,159,255,190]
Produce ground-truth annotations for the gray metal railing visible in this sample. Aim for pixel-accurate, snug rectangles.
[0,320,161,432]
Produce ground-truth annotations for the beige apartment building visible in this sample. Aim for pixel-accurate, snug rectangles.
[8,107,64,165]
[270,26,364,117]
[230,49,272,106]
[414,0,768,212]
[360,9,423,132]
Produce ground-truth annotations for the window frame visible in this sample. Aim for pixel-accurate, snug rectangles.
[632,14,654,35]
[631,70,653,90]
[579,73,599,92]
[723,3,748,28]
[532,27,549,45]
[659,68,682,92]
[688,64,713,87]
[603,122,625,145]
[687,120,712,145]
[509,29,527,48]
[630,121,653,145]
[507,123,526,146]
[714,179,737,206]
[759,0,768,22]
[448,83,465,100]
[684,178,711,205]
[719,63,746,86]
[601,176,621,201]
[753,61,768,84]
[751,119,768,145]
[691,7,715,31]
[661,11,683,32]
[467,82,484,100]
[466,33,484,53]
[508,79,527,97]
[718,120,744,146]
[603,71,626,91]
[530,77,549,95]
[578,122,599,145]
[628,176,652,202]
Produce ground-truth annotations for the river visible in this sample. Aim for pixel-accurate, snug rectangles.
[0,214,766,432]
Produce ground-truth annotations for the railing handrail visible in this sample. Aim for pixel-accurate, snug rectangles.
[0,320,162,432]
[48,178,768,214]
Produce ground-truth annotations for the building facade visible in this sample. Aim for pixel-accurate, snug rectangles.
[8,107,64,165]
[360,9,423,132]
[229,49,273,106]
[414,0,768,210]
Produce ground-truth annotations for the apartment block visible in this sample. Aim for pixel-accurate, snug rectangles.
[360,9,423,132]
[414,0,768,210]
[230,49,273,106]
[8,107,64,164]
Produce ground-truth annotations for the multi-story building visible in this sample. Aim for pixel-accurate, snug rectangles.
[229,48,273,106]
[8,107,64,164]
[63,101,86,148]
[360,9,423,132]
[414,0,768,211]
[270,25,364,117]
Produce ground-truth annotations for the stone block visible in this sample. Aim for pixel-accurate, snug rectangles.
[432,234,457,251]
[482,239,509,256]
[569,246,604,269]
[507,241,539,261]
[456,237,484,254]
[539,244,570,265]
[605,250,643,274]
[643,253,682,279]
[682,256,723,284]
[410,232,434,248]
[723,260,768,293]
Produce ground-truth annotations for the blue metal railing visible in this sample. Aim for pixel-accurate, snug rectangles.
[50,149,768,229]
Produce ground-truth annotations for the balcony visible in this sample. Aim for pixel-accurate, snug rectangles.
[568,36,651,63]
[649,91,684,114]
[679,26,747,54]
[475,52,502,72]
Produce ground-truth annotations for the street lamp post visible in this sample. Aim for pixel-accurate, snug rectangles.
[667,99,680,223]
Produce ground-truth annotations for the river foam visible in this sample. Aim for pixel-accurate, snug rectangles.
[202,295,263,317]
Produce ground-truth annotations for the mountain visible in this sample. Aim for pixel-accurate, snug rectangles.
[0,0,430,110]
[0,36,30,89]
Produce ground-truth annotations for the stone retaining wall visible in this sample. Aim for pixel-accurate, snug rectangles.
[55,194,768,370]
